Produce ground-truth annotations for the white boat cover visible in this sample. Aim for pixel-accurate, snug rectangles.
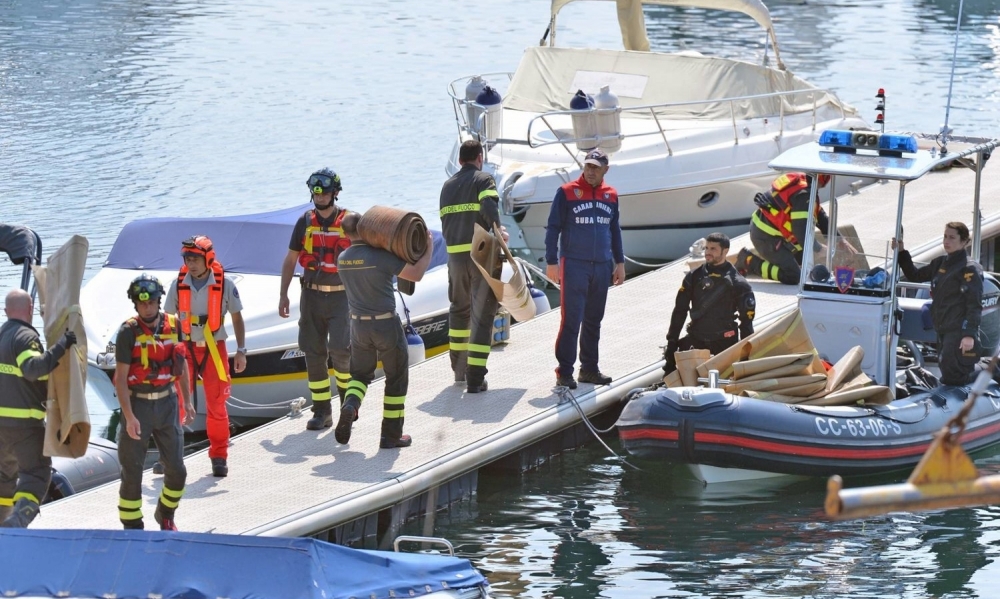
[550,0,780,64]
[504,46,856,121]
[33,235,90,458]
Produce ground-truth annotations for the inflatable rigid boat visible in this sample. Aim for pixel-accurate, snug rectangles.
[617,382,1000,480]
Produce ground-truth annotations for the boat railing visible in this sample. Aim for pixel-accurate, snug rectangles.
[448,76,851,168]
[522,88,849,167]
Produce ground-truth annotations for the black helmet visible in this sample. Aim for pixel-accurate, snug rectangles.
[809,264,831,283]
[307,168,342,195]
[127,273,165,303]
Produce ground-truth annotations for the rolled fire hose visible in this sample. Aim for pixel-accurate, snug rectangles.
[357,206,429,263]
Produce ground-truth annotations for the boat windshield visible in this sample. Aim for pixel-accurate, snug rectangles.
[802,226,893,298]
[86,363,119,442]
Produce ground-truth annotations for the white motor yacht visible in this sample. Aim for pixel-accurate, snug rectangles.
[447,0,870,267]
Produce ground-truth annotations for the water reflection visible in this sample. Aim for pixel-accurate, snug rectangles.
[422,444,1000,598]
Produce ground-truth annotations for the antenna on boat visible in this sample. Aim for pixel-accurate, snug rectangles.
[938,0,966,156]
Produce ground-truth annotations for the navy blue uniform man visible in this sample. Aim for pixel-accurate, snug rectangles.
[335,212,433,448]
[664,232,756,375]
[0,289,76,528]
[893,222,983,386]
[545,148,626,389]
[439,140,503,393]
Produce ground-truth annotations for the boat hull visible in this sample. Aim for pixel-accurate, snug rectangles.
[617,384,1000,478]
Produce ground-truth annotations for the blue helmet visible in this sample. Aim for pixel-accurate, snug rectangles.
[307,168,342,195]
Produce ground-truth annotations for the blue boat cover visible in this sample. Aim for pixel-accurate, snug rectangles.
[103,204,448,276]
[0,529,487,599]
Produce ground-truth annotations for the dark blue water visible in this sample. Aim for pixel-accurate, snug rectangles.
[3,0,1000,596]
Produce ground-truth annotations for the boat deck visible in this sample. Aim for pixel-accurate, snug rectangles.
[38,159,1000,537]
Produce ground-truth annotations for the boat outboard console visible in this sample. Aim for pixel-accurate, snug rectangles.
[770,129,999,392]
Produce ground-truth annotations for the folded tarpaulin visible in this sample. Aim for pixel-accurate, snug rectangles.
[470,223,537,322]
[0,529,489,599]
[34,235,90,458]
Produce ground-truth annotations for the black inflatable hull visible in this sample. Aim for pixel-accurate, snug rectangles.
[617,384,1000,477]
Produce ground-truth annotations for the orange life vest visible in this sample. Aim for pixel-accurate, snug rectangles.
[755,173,821,247]
[298,209,350,273]
[125,313,180,388]
[177,261,225,338]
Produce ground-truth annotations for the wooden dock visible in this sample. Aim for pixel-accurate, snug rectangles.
[37,157,1000,540]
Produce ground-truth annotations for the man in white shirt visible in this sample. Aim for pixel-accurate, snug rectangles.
[164,235,246,477]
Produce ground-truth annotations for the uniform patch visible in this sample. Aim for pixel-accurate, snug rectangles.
[604,193,610,200]
[232,287,240,298]
[835,266,855,293]
[964,272,975,281]
[573,188,583,199]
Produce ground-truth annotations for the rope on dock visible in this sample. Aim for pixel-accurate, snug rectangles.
[553,385,642,471]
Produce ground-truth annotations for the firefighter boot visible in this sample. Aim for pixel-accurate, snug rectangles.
[211,457,228,477]
[0,497,40,528]
[335,398,361,445]
[735,248,753,276]
[306,400,333,430]
[154,504,178,531]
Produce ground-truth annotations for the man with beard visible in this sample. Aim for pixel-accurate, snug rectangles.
[664,232,756,375]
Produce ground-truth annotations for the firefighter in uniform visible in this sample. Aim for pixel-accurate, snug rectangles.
[279,168,353,430]
[439,139,504,393]
[736,173,845,285]
[663,232,756,374]
[164,235,246,477]
[335,212,433,448]
[113,274,193,530]
[893,222,983,386]
[0,289,76,528]
[545,149,626,389]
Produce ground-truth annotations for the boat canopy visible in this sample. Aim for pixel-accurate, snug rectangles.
[0,529,487,599]
[0,223,41,265]
[104,205,448,276]
[504,46,854,120]
[549,0,781,67]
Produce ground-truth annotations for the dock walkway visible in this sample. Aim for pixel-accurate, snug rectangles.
[38,160,1000,537]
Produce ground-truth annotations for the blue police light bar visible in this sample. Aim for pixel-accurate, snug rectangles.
[818,129,855,151]
[878,133,918,155]
[818,129,918,156]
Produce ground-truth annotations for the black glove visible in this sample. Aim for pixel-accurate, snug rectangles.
[663,341,678,375]
[60,330,77,348]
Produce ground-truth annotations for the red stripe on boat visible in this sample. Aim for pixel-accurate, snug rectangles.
[620,419,1000,460]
